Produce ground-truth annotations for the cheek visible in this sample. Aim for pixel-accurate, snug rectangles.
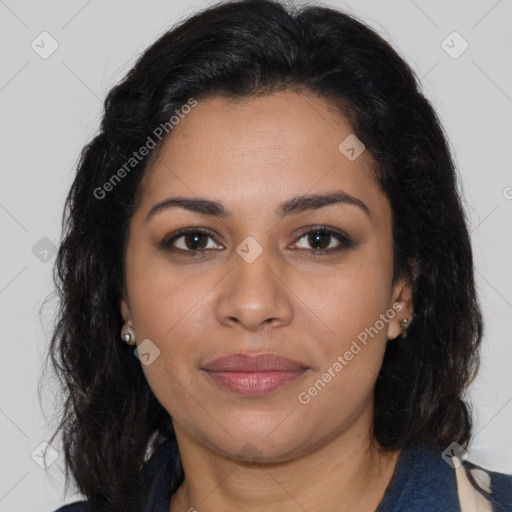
[127,238,211,338]
[295,268,393,421]
[125,250,218,408]
[293,246,394,409]
[300,245,394,354]
[128,279,211,399]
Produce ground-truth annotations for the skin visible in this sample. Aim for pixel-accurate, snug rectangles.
[120,90,414,512]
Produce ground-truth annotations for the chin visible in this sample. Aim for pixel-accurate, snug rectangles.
[192,415,315,464]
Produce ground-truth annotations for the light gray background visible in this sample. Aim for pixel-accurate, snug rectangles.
[0,0,511,510]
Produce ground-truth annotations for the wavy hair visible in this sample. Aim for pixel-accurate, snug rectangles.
[45,0,482,510]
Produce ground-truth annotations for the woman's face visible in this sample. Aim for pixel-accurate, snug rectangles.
[120,91,412,462]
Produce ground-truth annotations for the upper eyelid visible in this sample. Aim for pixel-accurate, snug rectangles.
[165,227,223,246]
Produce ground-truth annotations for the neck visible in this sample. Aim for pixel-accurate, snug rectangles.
[168,406,400,512]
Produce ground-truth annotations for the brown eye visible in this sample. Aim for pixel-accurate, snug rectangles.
[294,227,353,254]
[161,228,222,254]
[179,232,209,251]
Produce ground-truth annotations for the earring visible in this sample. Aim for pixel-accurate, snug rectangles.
[399,318,409,339]
[121,324,136,346]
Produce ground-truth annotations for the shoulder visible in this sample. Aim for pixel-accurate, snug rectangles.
[489,470,512,512]
[377,443,512,511]
[52,439,183,512]
[392,443,461,510]
[461,458,512,512]
[417,444,512,510]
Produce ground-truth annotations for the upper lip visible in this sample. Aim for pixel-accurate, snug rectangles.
[202,353,308,372]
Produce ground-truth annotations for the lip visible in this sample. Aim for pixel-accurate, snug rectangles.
[203,353,307,372]
[202,353,309,396]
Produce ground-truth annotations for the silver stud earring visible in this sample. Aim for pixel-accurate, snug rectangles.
[399,318,409,338]
[121,324,136,346]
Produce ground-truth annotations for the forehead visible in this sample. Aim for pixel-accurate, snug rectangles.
[136,91,388,221]
[159,91,359,169]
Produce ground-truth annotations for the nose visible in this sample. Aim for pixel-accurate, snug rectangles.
[216,243,294,332]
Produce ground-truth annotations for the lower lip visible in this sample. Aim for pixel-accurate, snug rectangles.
[203,370,307,395]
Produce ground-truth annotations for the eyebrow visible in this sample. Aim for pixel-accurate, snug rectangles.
[145,189,371,221]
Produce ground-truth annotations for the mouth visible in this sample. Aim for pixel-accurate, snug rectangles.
[201,352,309,396]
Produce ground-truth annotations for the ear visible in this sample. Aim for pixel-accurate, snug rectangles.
[119,288,132,325]
[387,276,414,340]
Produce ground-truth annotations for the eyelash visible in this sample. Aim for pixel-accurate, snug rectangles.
[160,225,353,256]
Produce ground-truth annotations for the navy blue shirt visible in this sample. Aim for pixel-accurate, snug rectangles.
[54,440,512,511]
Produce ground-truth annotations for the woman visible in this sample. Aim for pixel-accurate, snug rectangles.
[48,0,511,511]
